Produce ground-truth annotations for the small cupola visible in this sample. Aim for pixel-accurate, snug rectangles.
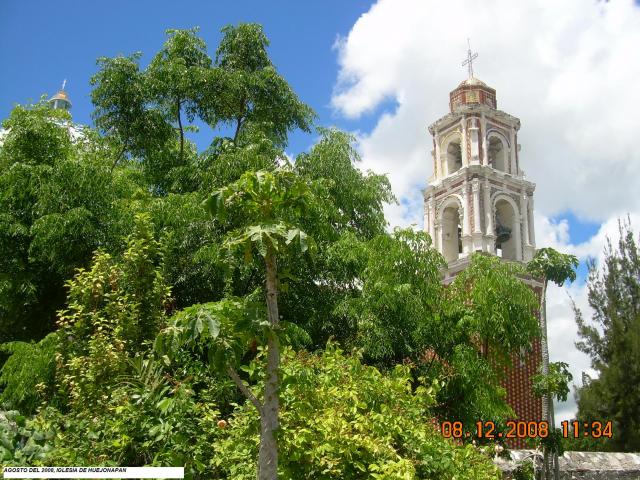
[449,76,497,112]
[48,80,72,111]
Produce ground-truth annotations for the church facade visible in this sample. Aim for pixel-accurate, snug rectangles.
[423,58,543,447]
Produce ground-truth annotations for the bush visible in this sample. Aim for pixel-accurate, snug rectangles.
[0,334,57,414]
[32,358,222,477]
[56,213,170,408]
[214,345,500,479]
[0,410,54,466]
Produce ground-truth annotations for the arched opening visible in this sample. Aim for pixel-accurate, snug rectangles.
[494,198,517,260]
[442,203,463,263]
[446,138,463,175]
[488,136,507,172]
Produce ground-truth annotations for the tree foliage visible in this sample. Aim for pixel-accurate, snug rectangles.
[0,101,138,343]
[0,333,57,414]
[573,219,640,452]
[213,24,315,146]
[213,346,501,480]
[56,214,170,408]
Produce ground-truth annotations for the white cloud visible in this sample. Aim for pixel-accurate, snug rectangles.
[333,0,640,423]
[332,0,640,227]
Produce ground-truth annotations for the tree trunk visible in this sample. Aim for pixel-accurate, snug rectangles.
[176,99,184,164]
[233,115,243,144]
[551,405,560,480]
[258,247,280,480]
[540,279,552,480]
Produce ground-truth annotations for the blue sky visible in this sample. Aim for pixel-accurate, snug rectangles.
[0,0,604,253]
[3,0,640,423]
[0,0,376,156]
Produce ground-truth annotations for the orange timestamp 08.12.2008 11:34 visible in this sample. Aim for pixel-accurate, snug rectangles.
[441,420,614,440]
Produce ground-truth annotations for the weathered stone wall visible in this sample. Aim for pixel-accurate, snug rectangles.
[496,450,640,479]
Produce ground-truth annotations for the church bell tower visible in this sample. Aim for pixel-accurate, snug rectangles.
[424,46,543,447]
[424,44,536,267]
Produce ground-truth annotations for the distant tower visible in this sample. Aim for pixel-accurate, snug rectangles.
[424,43,542,448]
[48,80,72,112]
[423,44,536,266]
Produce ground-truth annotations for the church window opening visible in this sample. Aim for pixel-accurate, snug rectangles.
[446,138,463,175]
[494,198,517,260]
[488,136,507,172]
[442,203,462,262]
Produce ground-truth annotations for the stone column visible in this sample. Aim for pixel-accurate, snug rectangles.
[434,133,441,179]
[472,180,481,234]
[460,118,468,166]
[435,219,443,254]
[528,194,536,248]
[509,127,517,175]
[461,183,470,237]
[470,118,480,165]
[427,196,436,243]
[520,192,530,246]
[514,212,523,261]
[484,179,494,253]
[481,114,488,165]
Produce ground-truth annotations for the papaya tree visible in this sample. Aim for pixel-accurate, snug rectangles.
[156,168,315,479]
[527,247,578,480]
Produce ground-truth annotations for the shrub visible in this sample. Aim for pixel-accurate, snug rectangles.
[0,333,57,414]
[214,345,500,479]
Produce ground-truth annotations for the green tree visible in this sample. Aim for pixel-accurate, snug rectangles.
[573,219,640,452]
[334,231,540,426]
[157,168,315,479]
[56,214,170,408]
[212,23,315,146]
[0,101,138,343]
[527,247,578,479]
[0,333,57,414]
[208,168,314,479]
[146,28,212,164]
[90,54,174,169]
[294,127,394,241]
[442,254,540,425]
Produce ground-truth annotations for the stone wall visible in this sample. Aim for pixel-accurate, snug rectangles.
[496,450,640,479]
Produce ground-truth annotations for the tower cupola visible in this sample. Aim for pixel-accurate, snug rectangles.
[449,77,497,112]
[48,80,72,111]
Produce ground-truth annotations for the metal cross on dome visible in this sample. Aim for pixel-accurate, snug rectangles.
[62,79,67,90]
[462,39,478,79]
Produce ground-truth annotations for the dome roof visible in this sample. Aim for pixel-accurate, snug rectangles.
[449,76,496,112]
[50,90,71,104]
[458,76,488,87]
[49,89,72,110]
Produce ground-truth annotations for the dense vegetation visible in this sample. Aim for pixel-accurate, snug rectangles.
[568,220,640,453]
[0,22,591,478]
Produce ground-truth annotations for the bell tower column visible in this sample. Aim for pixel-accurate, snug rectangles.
[472,180,483,251]
[484,180,495,254]
[460,181,471,254]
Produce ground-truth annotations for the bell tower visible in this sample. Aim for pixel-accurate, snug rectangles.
[424,47,543,447]
[423,45,536,266]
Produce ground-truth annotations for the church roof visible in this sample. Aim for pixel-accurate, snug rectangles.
[457,76,488,87]
[449,75,496,112]
[50,89,72,106]
[51,90,70,101]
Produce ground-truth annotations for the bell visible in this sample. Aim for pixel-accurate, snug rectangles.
[495,216,511,245]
